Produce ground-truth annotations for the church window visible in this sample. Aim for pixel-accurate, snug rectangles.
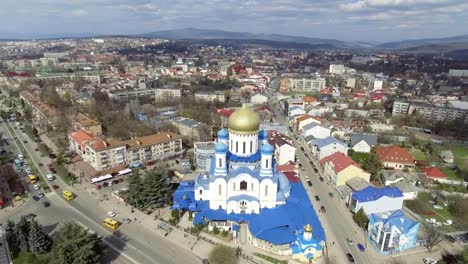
[236,141,238,152]
[218,184,222,196]
[243,142,246,154]
[250,141,253,153]
[218,158,222,167]
[265,185,268,196]
[233,182,235,190]
[265,159,268,169]
[240,181,247,190]
[199,189,203,195]
[251,182,254,190]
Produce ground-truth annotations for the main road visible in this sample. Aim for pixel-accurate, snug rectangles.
[1,120,201,264]
[267,91,379,264]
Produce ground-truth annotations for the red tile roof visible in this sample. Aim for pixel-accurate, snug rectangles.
[277,162,296,172]
[422,167,448,179]
[217,108,234,118]
[303,96,317,103]
[320,152,362,174]
[296,115,312,123]
[283,171,300,183]
[69,130,94,148]
[376,146,414,165]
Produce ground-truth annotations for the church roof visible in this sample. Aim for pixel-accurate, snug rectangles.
[228,104,260,134]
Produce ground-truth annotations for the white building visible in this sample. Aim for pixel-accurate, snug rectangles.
[194,92,226,103]
[289,77,326,92]
[348,186,404,215]
[155,88,182,102]
[250,94,268,105]
[329,64,345,74]
[302,123,331,139]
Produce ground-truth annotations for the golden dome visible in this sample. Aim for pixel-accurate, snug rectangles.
[228,104,260,134]
[304,224,313,233]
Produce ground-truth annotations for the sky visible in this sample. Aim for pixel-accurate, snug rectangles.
[1,0,468,42]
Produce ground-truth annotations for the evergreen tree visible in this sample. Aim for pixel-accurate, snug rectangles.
[141,172,171,209]
[56,222,102,264]
[28,219,51,255]
[15,216,31,252]
[353,208,369,229]
[127,171,145,209]
[5,220,19,257]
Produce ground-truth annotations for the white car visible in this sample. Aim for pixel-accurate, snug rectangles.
[305,176,310,181]
[33,184,40,190]
[107,211,116,217]
[423,257,437,264]
[25,168,32,174]
[46,174,55,181]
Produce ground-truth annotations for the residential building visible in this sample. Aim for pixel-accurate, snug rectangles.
[194,141,216,171]
[408,103,468,124]
[19,91,60,132]
[108,89,156,104]
[421,167,448,181]
[289,77,326,92]
[302,123,331,139]
[348,186,404,214]
[194,91,226,103]
[367,210,420,255]
[448,69,468,77]
[312,137,348,160]
[250,94,268,105]
[376,146,415,170]
[350,134,378,153]
[392,101,411,116]
[155,88,182,102]
[346,78,356,88]
[380,170,425,186]
[72,113,102,136]
[391,181,419,200]
[289,106,306,117]
[329,64,345,74]
[69,130,183,171]
[268,131,296,165]
[171,117,212,143]
[320,152,370,186]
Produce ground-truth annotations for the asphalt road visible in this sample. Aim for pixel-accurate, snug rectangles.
[268,98,377,264]
[2,120,201,264]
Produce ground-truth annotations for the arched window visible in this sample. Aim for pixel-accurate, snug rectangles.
[251,182,254,190]
[240,181,247,190]
[236,141,238,152]
[233,182,235,190]
[199,189,203,195]
[218,184,222,196]
[218,158,222,167]
[265,185,268,196]
[250,141,253,153]
[265,159,269,169]
[243,142,246,154]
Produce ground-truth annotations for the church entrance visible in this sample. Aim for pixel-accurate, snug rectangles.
[239,222,248,244]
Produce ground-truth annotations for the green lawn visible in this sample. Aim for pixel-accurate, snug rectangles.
[449,146,468,171]
[441,167,463,181]
[253,253,288,264]
[14,251,51,264]
[409,149,428,160]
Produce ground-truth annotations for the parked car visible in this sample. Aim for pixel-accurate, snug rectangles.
[347,238,354,246]
[96,185,102,190]
[357,243,365,252]
[319,177,324,182]
[32,195,40,201]
[37,192,44,198]
[320,206,326,213]
[346,253,355,262]
[48,153,57,159]
[313,168,318,173]
[111,180,119,185]
[423,257,437,264]
[103,182,109,187]
[315,195,320,201]
[52,185,60,190]
[107,211,116,217]
[328,192,334,198]
[122,218,131,224]
[24,213,36,220]
[307,180,313,187]
[33,184,40,190]
[305,176,310,181]
[43,201,50,208]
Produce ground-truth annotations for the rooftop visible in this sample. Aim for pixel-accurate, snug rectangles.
[352,186,403,203]
[320,152,362,174]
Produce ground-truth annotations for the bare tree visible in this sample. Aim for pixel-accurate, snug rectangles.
[422,223,443,252]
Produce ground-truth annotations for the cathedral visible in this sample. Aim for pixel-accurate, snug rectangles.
[172,105,325,263]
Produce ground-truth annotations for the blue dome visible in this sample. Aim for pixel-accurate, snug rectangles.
[261,143,274,154]
[258,129,268,140]
[215,143,228,153]
[217,129,229,139]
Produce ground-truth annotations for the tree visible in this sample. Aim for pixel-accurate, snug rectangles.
[127,171,145,209]
[15,216,31,252]
[55,222,102,264]
[440,246,468,264]
[422,223,443,252]
[141,172,171,209]
[5,220,19,257]
[365,150,384,182]
[208,245,239,264]
[353,208,368,229]
[28,219,51,255]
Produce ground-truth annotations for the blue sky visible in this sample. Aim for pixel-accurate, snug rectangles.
[1,0,468,41]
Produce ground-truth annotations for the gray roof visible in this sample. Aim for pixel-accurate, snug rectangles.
[346,177,372,191]
[381,170,425,183]
[304,135,316,144]
[391,181,419,193]
[350,133,377,147]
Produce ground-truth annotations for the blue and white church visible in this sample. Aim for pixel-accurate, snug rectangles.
[173,105,326,263]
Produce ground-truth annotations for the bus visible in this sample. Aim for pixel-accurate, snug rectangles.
[28,175,38,184]
[62,190,74,201]
[103,218,119,230]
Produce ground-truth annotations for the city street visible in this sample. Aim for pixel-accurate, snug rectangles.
[1,120,201,264]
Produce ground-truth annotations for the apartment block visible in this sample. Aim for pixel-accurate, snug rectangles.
[392,101,411,116]
[408,104,468,124]
[19,91,60,132]
[194,91,226,103]
[73,113,103,136]
[155,88,182,102]
[171,117,212,143]
[108,89,156,104]
[289,77,326,92]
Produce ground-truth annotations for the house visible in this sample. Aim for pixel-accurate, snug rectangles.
[380,170,425,186]
[297,115,321,131]
[367,210,420,255]
[391,181,419,200]
[311,137,348,160]
[289,106,306,117]
[348,186,404,214]
[217,108,234,127]
[320,152,370,186]
[421,167,448,180]
[268,131,296,165]
[302,123,331,139]
[72,113,103,136]
[439,150,454,164]
[350,134,377,153]
[250,94,268,105]
[376,146,415,170]
[171,117,212,143]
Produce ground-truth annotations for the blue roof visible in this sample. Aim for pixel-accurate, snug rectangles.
[217,129,229,139]
[352,186,403,203]
[302,122,320,131]
[215,143,228,153]
[289,106,302,111]
[370,210,419,233]
[228,150,261,163]
[258,129,268,140]
[261,143,274,154]
[314,137,347,149]
[232,224,239,232]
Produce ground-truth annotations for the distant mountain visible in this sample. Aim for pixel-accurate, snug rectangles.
[377,34,468,49]
[0,32,100,40]
[140,27,362,49]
